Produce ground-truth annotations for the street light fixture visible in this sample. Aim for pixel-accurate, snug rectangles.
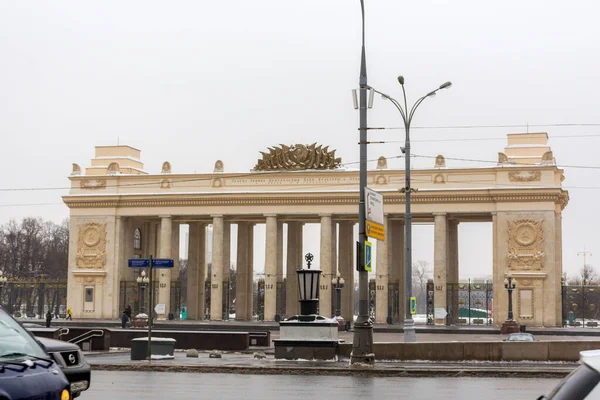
[501,272,520,334]
[136,270,149,314]
[331,272,345,318]
[368,77,452,343]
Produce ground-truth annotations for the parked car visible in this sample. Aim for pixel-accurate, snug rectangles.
[538,349,600,399]
[36,337,92,398]
[0,306,71,400]
[504,333,535,342]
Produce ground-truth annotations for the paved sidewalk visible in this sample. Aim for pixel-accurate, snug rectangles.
[85,350,578,378]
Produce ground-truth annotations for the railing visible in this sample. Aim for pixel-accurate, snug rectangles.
[58,328,69,339]
[68,329,104,345]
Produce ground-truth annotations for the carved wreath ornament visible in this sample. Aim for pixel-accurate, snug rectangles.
[253,143,342,171]
[76,223,107,269]
[507,219,545,271]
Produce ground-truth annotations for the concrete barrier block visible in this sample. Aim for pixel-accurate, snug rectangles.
[337,343,352,358]
[373,342,404,360]
[501,341,548,361]
[403,342,464,361]
[548,341,600,362]
[463,341,502,361]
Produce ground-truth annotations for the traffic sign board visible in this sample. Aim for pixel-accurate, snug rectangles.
[435,308,447,320]
[128,259,149,268]
[364,241,372,272]
[154,304,166,315]
[410,297,417,315]
[153,259,174,268]
[366,220,385,241]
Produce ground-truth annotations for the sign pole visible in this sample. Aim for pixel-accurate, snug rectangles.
[148,255,153,361]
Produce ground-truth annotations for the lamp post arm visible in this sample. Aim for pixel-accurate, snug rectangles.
[368,87,408,122]
[408,89,439,125]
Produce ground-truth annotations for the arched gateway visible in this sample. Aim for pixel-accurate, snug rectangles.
[63,133,568,326]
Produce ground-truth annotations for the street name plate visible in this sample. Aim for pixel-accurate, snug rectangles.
[154,304,166,315]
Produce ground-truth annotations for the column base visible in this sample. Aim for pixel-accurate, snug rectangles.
[350,316,375,365]
[500,319,520,334]
[403,318,416,343]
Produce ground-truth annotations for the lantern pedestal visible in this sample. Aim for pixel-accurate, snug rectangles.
[274,315,340,360]
[300,300,318,316]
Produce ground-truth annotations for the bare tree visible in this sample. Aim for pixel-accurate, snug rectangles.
[412,260,432,314]
[569,264,599,285]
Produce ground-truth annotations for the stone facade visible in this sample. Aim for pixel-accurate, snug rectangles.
[63,134,568,326]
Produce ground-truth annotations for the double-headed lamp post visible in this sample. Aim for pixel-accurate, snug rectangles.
[136,270,149,314]
[501,272,520,334]
[368,77,452,342]
[331,272,345,318]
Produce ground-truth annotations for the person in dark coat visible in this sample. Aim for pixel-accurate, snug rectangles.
[45,311,53,328]
[121,310,129,329]
[125,305,132,319]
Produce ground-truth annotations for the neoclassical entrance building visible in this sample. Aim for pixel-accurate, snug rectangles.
[63,132,568,326]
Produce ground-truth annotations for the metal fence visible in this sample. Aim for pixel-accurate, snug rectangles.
[562,284,600,327]
[445,281,493,326]
[0,279,68,318]
[119,280,181,318]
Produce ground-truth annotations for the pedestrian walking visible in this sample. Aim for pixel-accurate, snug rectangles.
[125,304,132,319]
[45,310,53,328]
[121,310,129,329]
[66,307,73,320]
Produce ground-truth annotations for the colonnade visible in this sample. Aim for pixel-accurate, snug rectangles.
[118,213,467,323]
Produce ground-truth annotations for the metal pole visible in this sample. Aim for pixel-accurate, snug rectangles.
[148,255,153,361]
[507,282,514,320]
[403,119,416,342]
[351,0,374,365]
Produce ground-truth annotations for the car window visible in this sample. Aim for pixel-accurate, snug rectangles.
[0,308,47,360]
[545,365,600,400]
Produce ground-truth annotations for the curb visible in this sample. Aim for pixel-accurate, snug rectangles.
[89,362,575,378]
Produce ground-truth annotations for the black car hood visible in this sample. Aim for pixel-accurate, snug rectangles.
[36,337,79,352]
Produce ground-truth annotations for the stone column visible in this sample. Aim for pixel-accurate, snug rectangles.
[338,221,354,322]
[390,220,405,322]
[286,222,302,317]
[170,223,180,282]
[264,215,278,321]
[186,222,200,319]
[492,212,503,325]
[236,222,252,320]
[210,215,224,321]
[375,216,390,324]
[319,214,333,317]
[112,216,126,318]
[276,221,284,319]
[433,213,448,325]
[222,222,231,319]
[157,216,172,319]
[447,219,459,324]
[555,207,564,326]
[247,224,255,320]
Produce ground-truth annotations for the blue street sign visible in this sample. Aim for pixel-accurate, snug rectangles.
[364,241,372,272]
[153,258,174,268]
[128,259,149,268]
[410,296,417,315]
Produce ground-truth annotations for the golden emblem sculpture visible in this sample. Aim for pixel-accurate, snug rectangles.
[253,143,342,171]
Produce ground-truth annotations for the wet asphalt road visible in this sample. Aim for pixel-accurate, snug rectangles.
[82,371,559,400]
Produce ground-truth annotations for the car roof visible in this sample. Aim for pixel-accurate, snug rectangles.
[580,350,600,373]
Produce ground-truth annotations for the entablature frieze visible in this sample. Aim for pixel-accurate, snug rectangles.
[62,189,569,210]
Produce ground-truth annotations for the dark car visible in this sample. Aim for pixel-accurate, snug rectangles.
[36,336,91,398]
[0,306,71,400]
[538,350,600,399]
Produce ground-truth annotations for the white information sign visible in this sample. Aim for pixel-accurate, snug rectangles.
[365,187,384,225]
[154,303,166,315]
[434,308,448,320]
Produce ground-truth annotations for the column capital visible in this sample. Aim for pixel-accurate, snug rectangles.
[264,213,277,218]
[210,214,224,219]
[490,211,498,216]
[319,213,332,218]
[433,212,447,217]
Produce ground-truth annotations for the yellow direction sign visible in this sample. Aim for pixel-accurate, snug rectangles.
[366,220,385,241]
[364,240,372,272]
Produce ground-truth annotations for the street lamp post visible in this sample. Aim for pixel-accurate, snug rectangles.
[331,272,345,318]
[136,270,149,314]
[368,78,451,342]
[500,272,520,334]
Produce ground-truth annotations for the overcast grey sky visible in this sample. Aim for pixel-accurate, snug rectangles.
[0,1,598,279]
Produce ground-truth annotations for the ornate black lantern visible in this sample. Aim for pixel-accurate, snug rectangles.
[297,253,321,315]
